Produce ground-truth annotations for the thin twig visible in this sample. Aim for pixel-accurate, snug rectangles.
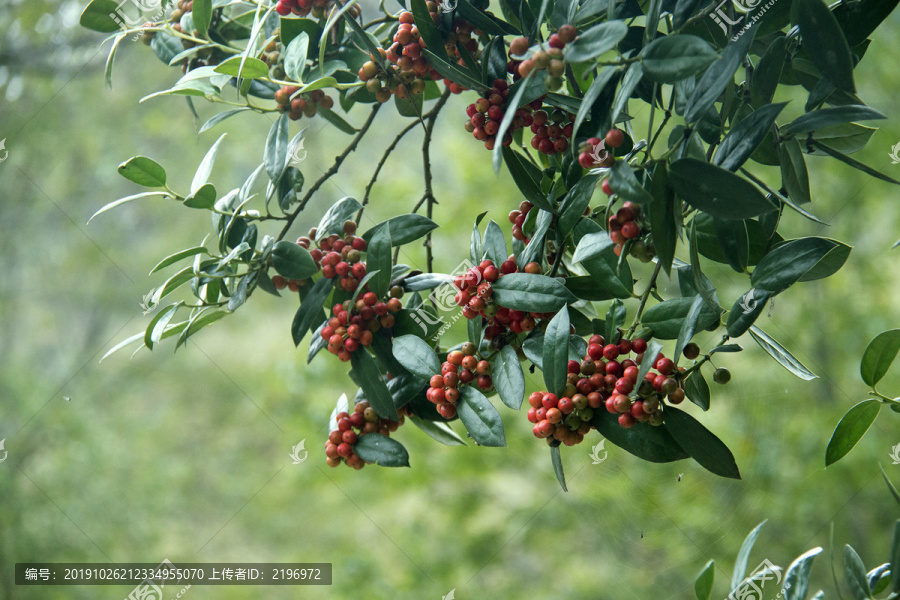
[358,119,420,220]
[276,104,381,241]
[421,88,453,273]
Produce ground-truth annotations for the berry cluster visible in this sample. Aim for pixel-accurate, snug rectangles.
[427,343,493,419]
[325,400,406,469]
[296,223,369,292]
[510,24,577,90]
[320,293,403,361]
[528,107,574,156]
[577,128,623,169]
[271,275,307,292]
[274,87,335,121]
[605,200,656,262]
[276,0,355,18]
[451,259,554,339]
[507,200,534,242]
[527,390,594,446]
[464,80,540,150]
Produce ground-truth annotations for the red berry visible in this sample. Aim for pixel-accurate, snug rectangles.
[542,393,559,410]
[601,179,613,196]
[655,357,675,375]
[603,344,620,360]
[632,338,648,354]
[605,128,625,148]
[622,221,640,239]
[618,413,636,428]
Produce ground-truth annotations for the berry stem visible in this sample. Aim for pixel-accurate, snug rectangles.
[645,92,675,159]
[422,87,453,274]
[277,103,381,242]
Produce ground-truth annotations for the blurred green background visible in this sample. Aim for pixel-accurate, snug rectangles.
[1,1,899,598]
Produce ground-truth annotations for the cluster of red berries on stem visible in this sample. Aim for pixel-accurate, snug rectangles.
[527,390,594,446]
[274,87,334,121]
[509,24,577,90]
[605,200,655,261]
[529,107,574,156]
[508,201,533,242]
[464,79,538,150]
[325,400,406,469]
[296,222,369,293]
[427,343,493,419]
[451,258,553,339]
[321,292,403,361]
[276,0,353,18]
[578,128,624,169]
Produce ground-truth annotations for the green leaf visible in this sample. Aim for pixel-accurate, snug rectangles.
[669,159,774,220]
[214,56,270,80]
[725,288,772,338]
[557,175,599,235]
[284,32,310,83]
[684,29,756,124]
[713,102,787,172]
[591,410,690,462]
[783,548,823,600]
[674,295,705,365]
[183,183,217,209]
[695,560,715,600]
[550,446,567,492]
[792,0,855,93]
[836,0,900,47]
[860,330,900,387]
[317,107,357,134]
[564,20,628,62]
[422,49,489,93]
[807,123,876,156]
[543,309,571,396]
[409,416,467,446]
[482,220,508,266]
[354,433,410,467]
[363,214,438,246]
[192,0,212,36]
[492,273,576,313]
[649,163,677,274]
[411,0,450,63]
[782,105,885,137]
[664,406,741,479]
[88,191,170,223]
[145,302,182,350]
[714,217,749,273]
[291,276,333,346]
[572,66,617,140]
[199,107,253,134]
[367,222,392,298]
[494,345,525,410]
[809,140,900,185]
[117,156,167,187]
[610,161,653,205]
[492,71,544,173]
[751,36,787,108]
[572,231,614,265]
[79,0,120,32]
[825,400,881,466]
[350,350,399,420]
[263,113,290,184]
[636,340,663,391]
[780,137,811,205]
[684,370,710,411]
[731,521,767,592]
[502,147,553,212]
[610,62,643,127]
[150,246,209,275]
[751,237,841,294]
[519,209,553,267]
[391,335,441,380]
[457,386,506,447]
[641,297,720,340]
[606,299,627,345]
[272,241,318,280]
[749,326,817,381]
[844,545,873,600]
[192,133,227,195]
[641,35,720,84]
[317,197,362,238]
